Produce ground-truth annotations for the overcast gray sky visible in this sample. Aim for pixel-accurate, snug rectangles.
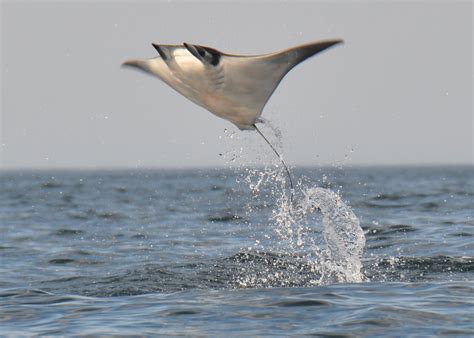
[1,1,472,169]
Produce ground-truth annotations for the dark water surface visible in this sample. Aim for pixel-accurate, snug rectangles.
[1,166,473,336]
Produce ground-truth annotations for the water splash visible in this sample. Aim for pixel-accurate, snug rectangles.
[219,124,366,286]
[239,131,365,286]
[301,187,366,283]
[267,186,366,284]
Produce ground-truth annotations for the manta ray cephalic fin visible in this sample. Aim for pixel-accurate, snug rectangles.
[183,43,222,66]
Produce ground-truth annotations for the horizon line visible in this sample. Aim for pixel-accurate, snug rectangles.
[1,162,473,173]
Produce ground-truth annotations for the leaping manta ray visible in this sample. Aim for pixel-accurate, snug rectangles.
[122,39,343,201]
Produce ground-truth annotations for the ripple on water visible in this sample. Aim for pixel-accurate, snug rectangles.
[52,229,84,236]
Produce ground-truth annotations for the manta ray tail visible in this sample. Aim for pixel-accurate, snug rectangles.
[253,124,294,203]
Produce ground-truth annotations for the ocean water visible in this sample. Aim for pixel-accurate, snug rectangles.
[1,166,473,336]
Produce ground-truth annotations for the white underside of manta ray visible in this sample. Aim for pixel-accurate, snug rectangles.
[122,40,343,200]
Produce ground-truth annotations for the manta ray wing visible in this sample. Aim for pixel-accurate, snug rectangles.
[183,40,343,129]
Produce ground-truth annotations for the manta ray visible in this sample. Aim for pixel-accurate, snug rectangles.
[122,40,343,199]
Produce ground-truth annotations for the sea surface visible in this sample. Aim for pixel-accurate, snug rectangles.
[1,166,473,336]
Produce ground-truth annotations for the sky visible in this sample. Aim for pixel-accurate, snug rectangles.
[1,1,472,169]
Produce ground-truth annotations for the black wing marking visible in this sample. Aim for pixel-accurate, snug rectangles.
[152,43,169,61]
[183,43,221,66]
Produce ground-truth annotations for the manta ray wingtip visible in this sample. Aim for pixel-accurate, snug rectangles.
[326,39,344,47]
[121,59,149,72]
[121,60,136,68]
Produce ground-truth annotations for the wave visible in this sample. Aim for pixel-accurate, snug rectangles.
[30,252,473,297]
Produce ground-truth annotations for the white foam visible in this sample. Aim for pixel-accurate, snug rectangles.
[302,187,366,283]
